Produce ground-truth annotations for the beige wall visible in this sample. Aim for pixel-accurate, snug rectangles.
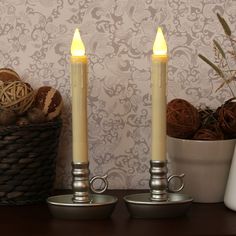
[0,0,235,189]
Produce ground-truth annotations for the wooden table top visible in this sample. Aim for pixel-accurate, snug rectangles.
[0,190,236,236]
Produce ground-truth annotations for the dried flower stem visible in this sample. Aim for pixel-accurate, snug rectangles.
[199,13,236,99]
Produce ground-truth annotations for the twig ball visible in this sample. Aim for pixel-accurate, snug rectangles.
[34,86,63,121]
[193,123,224,140]
[0,68,21,82]
[0,81,35,115]
[218,99,236,137]
[27,107,46,124]
[16,117,30,126]
[0,110,17,126]
[167,98,201,139]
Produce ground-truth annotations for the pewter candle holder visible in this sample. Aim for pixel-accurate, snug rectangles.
[47,162,117,220]
[124,160,193,218]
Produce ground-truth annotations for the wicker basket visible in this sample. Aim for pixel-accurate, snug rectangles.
[0,118,62,205]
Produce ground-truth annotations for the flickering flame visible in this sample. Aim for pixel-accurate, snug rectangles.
[153,27,167,56]
[71,28,85,56]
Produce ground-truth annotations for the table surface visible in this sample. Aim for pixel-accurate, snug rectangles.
[1,190,236,236]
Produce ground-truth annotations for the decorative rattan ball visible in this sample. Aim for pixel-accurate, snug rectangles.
[0,110,17,126]
[0,68,20,82]
[0,81,35,115]
[193,123,224,140]
[16,117,30,126]
[34,86,63,121]
[27,107,46,124]
[218,99,236,137]
[167,98,201,139]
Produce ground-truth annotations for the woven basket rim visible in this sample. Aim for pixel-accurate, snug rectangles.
[0,117,62,131]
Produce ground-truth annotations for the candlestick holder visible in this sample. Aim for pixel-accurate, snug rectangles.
[124,160,193,218]
[47,162,118,220]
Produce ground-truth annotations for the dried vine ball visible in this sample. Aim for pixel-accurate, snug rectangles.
[34,86,63,121]
[0,68,21,82]
[217,99,236,137]
[27,107,46,124]
[167,98,201,139]
[0,81,35,115]
[16,116,30,126]
[0,110,17,126]
[193,123,224,140]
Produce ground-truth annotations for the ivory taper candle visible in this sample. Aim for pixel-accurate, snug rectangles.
[151,27,168,161]
[70,28,88,163]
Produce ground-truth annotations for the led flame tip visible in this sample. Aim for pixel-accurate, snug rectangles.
[71,28,85,56]
[153,27,167,56]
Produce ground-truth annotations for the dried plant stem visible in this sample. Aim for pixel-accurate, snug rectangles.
[199,13,236,99]
[229,37,236,60]
[225,57,236,95]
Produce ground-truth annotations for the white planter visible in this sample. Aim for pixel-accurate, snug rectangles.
[167,136,236,203]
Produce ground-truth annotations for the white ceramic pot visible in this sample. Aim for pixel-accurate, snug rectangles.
[167,136,236,203]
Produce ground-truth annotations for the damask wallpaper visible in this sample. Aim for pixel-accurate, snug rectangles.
[0,0,235,189]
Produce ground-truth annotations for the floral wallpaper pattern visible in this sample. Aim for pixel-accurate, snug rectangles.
[0,0,235,189]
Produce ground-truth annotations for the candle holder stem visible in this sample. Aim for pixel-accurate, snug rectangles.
[149,161,168,201]
[72,163,90,203]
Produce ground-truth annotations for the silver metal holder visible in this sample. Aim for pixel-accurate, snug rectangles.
[72,163,90,203]
[124,160,193,218]
[149,161,168,201]
[47,162,117,220]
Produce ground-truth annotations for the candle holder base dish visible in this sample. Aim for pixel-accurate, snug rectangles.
[124,192,192,219]
[124,160,193,218]
[47,194,118,220]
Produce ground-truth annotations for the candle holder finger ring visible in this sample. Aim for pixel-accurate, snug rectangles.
[167,173,185,193]
[90,175,108,194]
[47,162,117,220]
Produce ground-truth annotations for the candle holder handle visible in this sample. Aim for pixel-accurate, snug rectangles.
[167,173,185,193]
[90,174,108,194]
